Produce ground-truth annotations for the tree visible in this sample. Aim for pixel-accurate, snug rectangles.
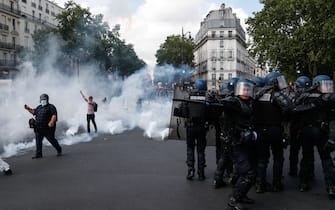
[155,35,195,67]
[28,1,145,76]
[247,0,335,78]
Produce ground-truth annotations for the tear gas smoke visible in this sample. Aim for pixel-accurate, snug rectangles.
[0,60,190,158]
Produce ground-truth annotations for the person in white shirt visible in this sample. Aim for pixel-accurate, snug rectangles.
[80,90,97,133]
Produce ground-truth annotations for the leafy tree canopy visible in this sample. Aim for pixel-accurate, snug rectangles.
[247,0,335,78]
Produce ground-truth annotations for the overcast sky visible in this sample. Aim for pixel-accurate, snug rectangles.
[53,0,263,67]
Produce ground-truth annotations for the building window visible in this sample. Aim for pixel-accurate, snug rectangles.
[220,31,224,38]
[2,35,6,42]
[220,74,224,80]
[228,51,233,59]
[211,50,216,58]
[220,61,224,70]
[25,21,29,33]
[212,74,216,86]
[212,61,216,70]
[220,40,224,48]
[228,31,233,37]
[211,31,216,38]
[12,37,16,48]
[22,0,27,3]
[32,10,35,19]
[24,36,29,48]
[39,13,41,21]
[228,73,232,80]
[220,50,224,58]
[220,10,224,17]
[12,19,16,30]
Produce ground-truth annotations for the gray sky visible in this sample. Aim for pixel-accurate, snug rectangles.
[54,0,263,67]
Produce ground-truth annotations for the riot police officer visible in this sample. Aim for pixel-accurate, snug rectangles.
[212,77,239,188]
[294,75,335,198]
[184,80,208,181]
[25,94,62,158]
[288,76,312,177]
[219,79,257,210]
[253,72,293,192]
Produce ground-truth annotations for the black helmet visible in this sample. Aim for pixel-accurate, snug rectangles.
[295,76,311,89]
[40,93,49,102]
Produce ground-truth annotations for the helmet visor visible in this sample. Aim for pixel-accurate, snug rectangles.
[235,82,254,98]
[277,75,288,90]
[319,80,334,93]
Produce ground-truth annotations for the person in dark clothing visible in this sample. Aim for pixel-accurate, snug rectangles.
[80,90,97,133]
[253,72,293,193]
[24,94,62,159]
[294,75,335,199]
[212,78,238,189]
[288,76,313,177]
[184,79,208,181]
[219,79,257,210]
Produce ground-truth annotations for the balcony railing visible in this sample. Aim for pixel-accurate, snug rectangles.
[0,23,9,31]
[21,11,57,28]
[0,59,16,67]
[0,3,21,16]
[0,41,19,50]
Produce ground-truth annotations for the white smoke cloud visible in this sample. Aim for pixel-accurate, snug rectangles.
[0,39,179,158]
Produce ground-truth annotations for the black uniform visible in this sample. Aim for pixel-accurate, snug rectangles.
[295,90,335,196]
[253,87,293,192]
[220,96,256,208]
[213,93,234,188]
[33,104,62,157]
[184,90,208,180]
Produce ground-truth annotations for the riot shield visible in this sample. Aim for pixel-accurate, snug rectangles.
[168,84,221,146]
[168,85,189,140]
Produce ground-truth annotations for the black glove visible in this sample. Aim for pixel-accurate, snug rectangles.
[324,139,335,152]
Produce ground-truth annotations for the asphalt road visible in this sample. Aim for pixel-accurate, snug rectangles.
[0,128,334,210]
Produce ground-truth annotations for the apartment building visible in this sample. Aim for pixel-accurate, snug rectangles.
[0,0,62,78]
[193,3,256,89]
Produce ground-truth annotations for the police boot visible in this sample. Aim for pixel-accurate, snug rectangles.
[4,169,13,176]
[239,196,255,204]
[255,181,265,193]
[327,186,335,199]
[186,167,195,180]
[198,168,205,181]
[299,182,310,192]
[213,178,226,189]
[272,181,283,192]
[227,197,246,210]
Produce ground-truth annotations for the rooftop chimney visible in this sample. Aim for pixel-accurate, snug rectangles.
[220,3,225,10]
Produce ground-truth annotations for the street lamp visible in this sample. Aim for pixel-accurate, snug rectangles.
[181,27,191,65]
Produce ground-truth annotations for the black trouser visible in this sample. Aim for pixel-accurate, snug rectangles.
[215,123,222,164]
[35,126,62,156]
[214,135,233,181]
[299,126,335,188]
[255,126,284,184]
[289,126,300,173]
[87,114,97,133]
[186,125,207,169]
[231,142,256,200]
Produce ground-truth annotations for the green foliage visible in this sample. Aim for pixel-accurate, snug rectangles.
[26,0,145,76]
[155,35,195,67]
[247,0,335,78]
